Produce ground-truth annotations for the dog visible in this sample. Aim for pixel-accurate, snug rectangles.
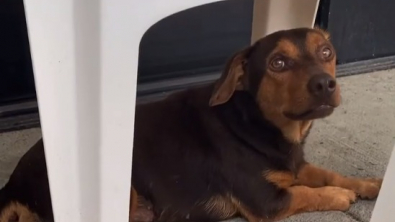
[131,27,382,222]
[0,139,149,222]
[0,27,382,222]
[0,139,52,222]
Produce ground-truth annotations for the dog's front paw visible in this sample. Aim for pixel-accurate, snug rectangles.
[319,186,357,211]
[354,178,382,199]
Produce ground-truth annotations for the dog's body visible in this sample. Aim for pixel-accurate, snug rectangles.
[0,139,52,222]
[132,28,382,222]
[0,28,382,222]
[133,85,306,221]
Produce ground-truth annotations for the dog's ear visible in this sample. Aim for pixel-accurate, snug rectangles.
[209,46,252,106]
[314,26,330,40]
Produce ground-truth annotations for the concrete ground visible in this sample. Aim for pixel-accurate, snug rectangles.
[0,69,394,222]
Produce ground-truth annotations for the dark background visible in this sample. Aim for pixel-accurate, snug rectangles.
[0,0,34,104]
[1,0,395,109]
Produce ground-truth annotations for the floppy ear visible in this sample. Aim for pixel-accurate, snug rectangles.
[209,47,252,106]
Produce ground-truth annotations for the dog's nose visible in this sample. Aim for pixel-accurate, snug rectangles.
[308,74,336,98]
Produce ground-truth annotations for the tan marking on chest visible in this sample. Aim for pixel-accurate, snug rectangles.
[264,171,295,189]
[280,120,312,143]
[0,202,41,222]
[201,195,238,220]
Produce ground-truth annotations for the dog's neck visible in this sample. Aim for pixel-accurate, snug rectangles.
[255,96,313,144]
[214,91,312,145]
[212,91,307,172]
[264,113,313,144]
[284,120,312,143]
[212,92,300,149]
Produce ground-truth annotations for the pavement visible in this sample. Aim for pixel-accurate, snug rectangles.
[0,69,394,222]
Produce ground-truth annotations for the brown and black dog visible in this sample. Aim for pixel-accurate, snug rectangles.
[0,139,144,222]
[0,139,51,222]
[131,27,382,221]
[0,28,382,222]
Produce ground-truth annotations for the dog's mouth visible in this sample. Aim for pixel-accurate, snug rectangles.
[284,105,335,120]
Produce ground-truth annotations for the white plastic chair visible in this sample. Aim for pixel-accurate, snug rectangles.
[23,0,320,221]
[370,145,395,222]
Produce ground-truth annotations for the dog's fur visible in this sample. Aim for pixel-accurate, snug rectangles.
[0,139,52,222]
[0,28,382,222]
[131,28,382,222]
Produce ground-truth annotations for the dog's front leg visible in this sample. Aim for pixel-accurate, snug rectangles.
[239,185,356,222]
[275,185,356,221]
[296,164,382,199]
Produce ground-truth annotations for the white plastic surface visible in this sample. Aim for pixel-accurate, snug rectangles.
[24,1,223,221]
[23,0,320,221]
[370,145,395,222]
[251,0,320,43]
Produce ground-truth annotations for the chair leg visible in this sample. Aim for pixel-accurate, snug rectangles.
[251,0,321,43]
[24,0,140,221]
[370,146,395,222]
[24,0,224,221]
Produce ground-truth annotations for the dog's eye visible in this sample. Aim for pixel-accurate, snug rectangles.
[271,58,285,70]
[321,47,332,58]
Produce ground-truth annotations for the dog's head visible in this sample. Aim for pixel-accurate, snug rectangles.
[210,28,340,141]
